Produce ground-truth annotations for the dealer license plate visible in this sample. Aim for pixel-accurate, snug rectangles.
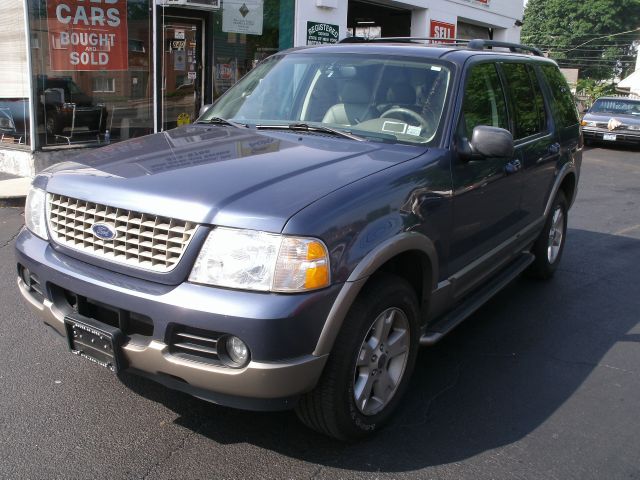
[64,315,124,372]
[603,133,617,141]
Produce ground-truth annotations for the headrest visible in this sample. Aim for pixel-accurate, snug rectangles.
[386,82,416,105]
[339,80,371,104]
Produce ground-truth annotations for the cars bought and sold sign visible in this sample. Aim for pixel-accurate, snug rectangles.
[46,0,129,71]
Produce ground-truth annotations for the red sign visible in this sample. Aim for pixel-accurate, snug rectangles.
[47,0,128,71]
[430,20,456,43]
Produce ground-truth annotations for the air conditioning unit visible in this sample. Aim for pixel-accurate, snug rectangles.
[156,0,220,10]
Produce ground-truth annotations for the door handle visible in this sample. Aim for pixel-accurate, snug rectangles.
[549,143,560,155]
[504,158,521,174]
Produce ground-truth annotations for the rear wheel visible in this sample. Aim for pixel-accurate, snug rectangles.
[527,191,568,279]
[295,274,420,440]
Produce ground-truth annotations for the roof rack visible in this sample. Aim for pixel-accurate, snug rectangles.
[339,36,470,45]
[338,36,544,57]
[467,39,543,57]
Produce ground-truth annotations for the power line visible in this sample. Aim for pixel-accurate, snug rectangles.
[557,27,640,53]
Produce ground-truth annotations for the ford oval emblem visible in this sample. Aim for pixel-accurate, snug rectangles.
[92,223,118,240]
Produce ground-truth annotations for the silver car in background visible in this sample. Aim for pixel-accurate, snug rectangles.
[582,96,640,146]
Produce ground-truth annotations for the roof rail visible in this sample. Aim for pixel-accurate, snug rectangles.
[339,36,472,45]
[338,37,544,57]
[467,39,544,56]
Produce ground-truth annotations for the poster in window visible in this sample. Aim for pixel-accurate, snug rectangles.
[46,0,129,71]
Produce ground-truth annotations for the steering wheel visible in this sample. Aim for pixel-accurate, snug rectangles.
[380,107,430,132]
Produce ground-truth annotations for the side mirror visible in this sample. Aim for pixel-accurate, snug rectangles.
[199,103,213,118]
[468,126,514,159]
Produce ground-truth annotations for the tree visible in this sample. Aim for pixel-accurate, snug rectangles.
[521,0,640,81]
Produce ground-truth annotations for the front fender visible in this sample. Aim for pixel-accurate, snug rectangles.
[313,232,438,356]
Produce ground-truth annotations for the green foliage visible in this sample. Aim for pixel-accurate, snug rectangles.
[521,0,640,81]
[576,78,617,104]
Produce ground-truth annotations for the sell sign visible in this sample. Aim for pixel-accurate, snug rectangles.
[430,20,456,43]
[47,0,129,71]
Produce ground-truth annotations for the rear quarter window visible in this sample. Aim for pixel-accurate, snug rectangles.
[540,65,579,128]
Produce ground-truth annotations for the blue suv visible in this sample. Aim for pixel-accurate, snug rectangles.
[17,39,582,440]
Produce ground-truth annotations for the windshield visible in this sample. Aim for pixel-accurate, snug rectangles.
[590,98,640,115]
[202,53,452,145]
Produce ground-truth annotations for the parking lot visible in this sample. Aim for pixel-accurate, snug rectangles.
[0,145,639,480]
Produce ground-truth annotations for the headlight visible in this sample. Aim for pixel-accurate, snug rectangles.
[25,187,48,240]
[580,120,597,127]
[627,125,640,131]
[189,227,330,292]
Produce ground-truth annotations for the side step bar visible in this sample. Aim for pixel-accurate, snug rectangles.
[420,252,535,346]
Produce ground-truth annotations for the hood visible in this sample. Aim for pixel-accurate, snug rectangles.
[44,125,424,232]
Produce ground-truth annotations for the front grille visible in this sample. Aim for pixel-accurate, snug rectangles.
[47,193,198,272]
[168,326,223,365]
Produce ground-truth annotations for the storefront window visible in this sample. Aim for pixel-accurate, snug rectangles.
[158,0,293,131]
[211,0,290,100]
[27,0,153,148]
[0,2,31,147]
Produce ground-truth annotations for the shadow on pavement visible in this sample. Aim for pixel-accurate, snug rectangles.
[120,227,640,473]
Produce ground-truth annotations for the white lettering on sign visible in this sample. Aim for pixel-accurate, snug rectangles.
[47,0,128,71]
[429,20,456,43]
[70,51,110,66]
[55,2,121,27]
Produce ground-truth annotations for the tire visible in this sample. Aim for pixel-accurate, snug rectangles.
[295,273,420,440]
[527,191,568,279]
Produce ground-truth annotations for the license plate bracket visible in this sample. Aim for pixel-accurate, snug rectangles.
[603,133,617,141]
[64,315,124,373]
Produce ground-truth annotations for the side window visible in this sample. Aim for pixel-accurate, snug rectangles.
[528,66,548,134]
[461,63,509,137]
[501,62,546,139]
[540,65,579,128]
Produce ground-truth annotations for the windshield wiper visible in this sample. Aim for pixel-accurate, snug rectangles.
[254,123,365,141]
[196,117,247,128]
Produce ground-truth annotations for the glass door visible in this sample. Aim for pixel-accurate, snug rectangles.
[161,18,203,131]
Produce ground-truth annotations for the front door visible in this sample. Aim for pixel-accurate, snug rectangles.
[449,62,524,294]
[161,17,204,131]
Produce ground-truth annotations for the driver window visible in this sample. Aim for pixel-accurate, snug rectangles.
[461,63,509,137]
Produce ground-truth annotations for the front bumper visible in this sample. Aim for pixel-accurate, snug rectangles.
[16,229,339,410]
[582,127,640,144]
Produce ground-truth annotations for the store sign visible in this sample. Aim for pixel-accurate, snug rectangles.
[430,20,456,43]
[222,0,264,35]
[306,22,339,45]
[46,0,129,71]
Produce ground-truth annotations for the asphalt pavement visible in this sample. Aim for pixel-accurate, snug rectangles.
[0,145,639,479]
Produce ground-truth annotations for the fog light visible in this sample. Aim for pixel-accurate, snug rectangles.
[20,265,31,287]
[224,336,250,367]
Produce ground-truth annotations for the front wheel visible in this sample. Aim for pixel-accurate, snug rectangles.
[295,273,420,440]
[527,191,568,279]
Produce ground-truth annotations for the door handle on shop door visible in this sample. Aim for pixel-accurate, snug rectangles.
[505,158,522,174]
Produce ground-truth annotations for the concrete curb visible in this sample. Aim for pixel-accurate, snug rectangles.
[0,176,31,207]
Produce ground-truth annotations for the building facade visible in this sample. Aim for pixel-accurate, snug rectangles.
[0,0,524,176]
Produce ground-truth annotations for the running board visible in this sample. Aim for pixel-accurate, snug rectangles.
[420,252,535,346]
